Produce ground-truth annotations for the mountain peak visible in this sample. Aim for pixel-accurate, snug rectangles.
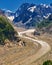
[13,3,52,28]
[0,3,52,28]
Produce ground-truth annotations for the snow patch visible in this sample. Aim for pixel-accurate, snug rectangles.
[6,10,12,13]
[43,13,51,19]
[43,4,46,7]
[24,18,32,25]
[46,5,49,8]
[28,6,36,12]
[7,16,14,21]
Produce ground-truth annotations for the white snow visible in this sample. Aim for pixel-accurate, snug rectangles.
[43,13,51,19]
[16,13,18,17]
[24,18,32,25]
[42,4,49,8]
[28,6,36,12]
[2,9,12,13]
[7,16,14,21]
[46,5,49,8]
[43,4,46,7]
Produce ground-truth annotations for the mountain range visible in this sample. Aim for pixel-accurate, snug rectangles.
[0,3,52,28]
[37,14,52,33]
[13,3,52,28]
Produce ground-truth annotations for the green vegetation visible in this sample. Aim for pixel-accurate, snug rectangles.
[0,15,16,45]
[37,18,52,34]
[37,20,52,29]
[37,14,52,30]
[43,60,52,65]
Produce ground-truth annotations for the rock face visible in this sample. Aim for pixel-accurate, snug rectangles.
[0,3,52,28]
[13,3,52,28]
[37,14,52,34]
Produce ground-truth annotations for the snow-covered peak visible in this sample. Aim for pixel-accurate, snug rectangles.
[43,4,46,7]
[46,5,49,8]
[43,16,48,19]
[6,10,12,13]
[1,9,12,13]
[28,6,36,12]
[40,4,49,8]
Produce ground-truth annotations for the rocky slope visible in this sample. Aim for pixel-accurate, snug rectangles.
[37,14,52,34]
[13,3,52,28]
[0,9,14,21]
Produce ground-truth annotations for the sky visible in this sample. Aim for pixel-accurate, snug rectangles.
[0,0,52,12]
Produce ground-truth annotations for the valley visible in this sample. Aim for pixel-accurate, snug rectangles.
[0,2,52,65]
[0,27,51,65]
[29,34,52,65]
[0,30,40,65]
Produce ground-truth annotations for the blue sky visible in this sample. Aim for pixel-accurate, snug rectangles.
[0,0,52,12]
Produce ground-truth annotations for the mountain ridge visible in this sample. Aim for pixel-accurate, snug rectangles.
[13,3,52,28]
[0,3,52,29]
